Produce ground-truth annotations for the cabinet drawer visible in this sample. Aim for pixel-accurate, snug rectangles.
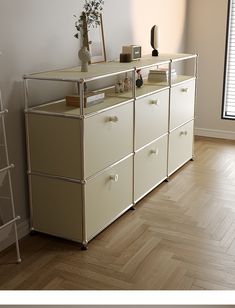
[85,156,133,240]
[31,175,83,242]
[168,121,194,175]
[170,79,195,130]
[135,90,169,150]
[84,102,133,178]
[134,135,168,202]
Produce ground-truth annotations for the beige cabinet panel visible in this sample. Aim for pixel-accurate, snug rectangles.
[84,102,133,178]
[170,79,195,130]
[135,90,169,150]
[31,175,83,242]
[28,114,81,179]
[134,135,168,202]
[168,120,194,175]
[85,156,133,240]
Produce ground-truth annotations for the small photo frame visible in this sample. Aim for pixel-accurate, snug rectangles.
[88,14,106,63]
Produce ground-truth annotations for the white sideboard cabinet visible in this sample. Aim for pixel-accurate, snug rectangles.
[24,53,198,249]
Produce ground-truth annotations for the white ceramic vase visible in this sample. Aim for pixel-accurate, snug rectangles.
[78,46,91,72]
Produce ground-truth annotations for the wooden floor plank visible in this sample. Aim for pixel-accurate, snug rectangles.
[0,136,235,290]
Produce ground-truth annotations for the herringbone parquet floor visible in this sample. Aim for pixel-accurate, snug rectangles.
[0,136,235,290]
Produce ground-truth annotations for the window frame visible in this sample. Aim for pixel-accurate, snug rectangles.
[222,0,235,120]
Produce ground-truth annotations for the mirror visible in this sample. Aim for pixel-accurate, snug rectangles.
[88,14,106,63]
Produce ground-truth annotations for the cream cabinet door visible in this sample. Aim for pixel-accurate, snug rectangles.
[84,102,133,178]
[28,114,81,179]
[31,175,83,242]
[134,135,168,202]
[168,120,194,175]
[170,79,195,130]
[135,90,169,150]
[85,156,133,240]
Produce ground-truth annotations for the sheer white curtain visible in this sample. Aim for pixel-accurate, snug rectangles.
[223,0,235,118]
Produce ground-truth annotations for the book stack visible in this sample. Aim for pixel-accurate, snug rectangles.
[148,68,177,82]
[66,92,105,108]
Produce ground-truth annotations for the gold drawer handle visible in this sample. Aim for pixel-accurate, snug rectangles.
[180,131,188,136]
[108,116,119,123]
[110,174,119,182]
[182,88,189,93]
[149,99,160,106]
[150,149,159,155]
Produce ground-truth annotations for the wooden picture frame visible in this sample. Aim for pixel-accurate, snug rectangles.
[88,14,106,63]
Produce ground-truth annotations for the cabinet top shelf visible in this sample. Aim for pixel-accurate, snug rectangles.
[24,53,197,82]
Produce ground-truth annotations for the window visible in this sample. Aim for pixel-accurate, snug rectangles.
[222,0,235,119]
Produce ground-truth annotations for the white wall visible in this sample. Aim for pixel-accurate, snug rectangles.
[186,0,235,140]
[0,0,187,250]
[104,0,187,58]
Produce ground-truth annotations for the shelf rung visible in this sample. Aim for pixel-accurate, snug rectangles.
[0,164,14,174]
[0,109,8,116]
[0,165,14,186]
[0,196,11,200]
[0,216,21,231]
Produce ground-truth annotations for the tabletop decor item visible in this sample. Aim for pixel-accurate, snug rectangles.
[136,69,143,88]
[148,68,177,83]
[115,78,124,93]
[122,45,142,61]
[74,0,104,71]
[124,74,132,91]
[120,53,132,63]
[151,25,159,56]
[66,92,105,108]
[88,14,106,63]
[78,46,91,72]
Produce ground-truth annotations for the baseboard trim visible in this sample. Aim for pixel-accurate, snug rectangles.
[195,128,235,140]
[0,218,30,252]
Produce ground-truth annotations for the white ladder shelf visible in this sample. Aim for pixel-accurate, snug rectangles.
[0,84,21,263]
